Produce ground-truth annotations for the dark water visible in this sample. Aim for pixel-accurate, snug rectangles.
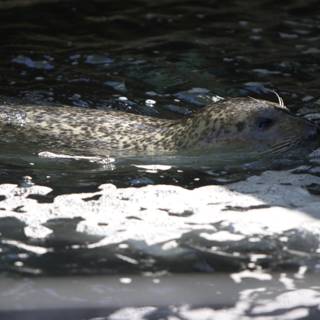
[0,0,320,279]
[1,0,320,191]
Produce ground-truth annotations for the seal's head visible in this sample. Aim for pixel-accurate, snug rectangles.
[181,97,319,160]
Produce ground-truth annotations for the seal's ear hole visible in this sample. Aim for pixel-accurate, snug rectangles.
[256,117,274,130]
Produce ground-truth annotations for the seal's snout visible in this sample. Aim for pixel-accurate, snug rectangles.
[305,123,320,141]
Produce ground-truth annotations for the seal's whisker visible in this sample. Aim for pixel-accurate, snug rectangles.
[270,144,290,154]
[259,137,298,156]
[271,137,302,154]
[271,138,294,149]
[271,90,287,110]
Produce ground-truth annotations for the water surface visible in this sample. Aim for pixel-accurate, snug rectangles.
[0,0,320,281]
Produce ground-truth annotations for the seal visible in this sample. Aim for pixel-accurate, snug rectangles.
[0,97,318,163]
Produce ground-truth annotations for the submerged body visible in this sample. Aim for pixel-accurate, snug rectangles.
[0,97,318,164]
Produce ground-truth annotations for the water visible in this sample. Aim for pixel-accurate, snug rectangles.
[1,0,320,191]
[0,0,320,289]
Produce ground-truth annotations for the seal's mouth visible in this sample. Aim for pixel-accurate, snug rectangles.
[259,134,319,161]
[259,120,320,157]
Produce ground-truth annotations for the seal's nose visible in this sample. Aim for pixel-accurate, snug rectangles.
[306,124,320,141]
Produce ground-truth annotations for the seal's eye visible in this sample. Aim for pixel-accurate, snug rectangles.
[256,118,274,130]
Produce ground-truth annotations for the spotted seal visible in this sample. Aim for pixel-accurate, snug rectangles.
[0,97,318,163]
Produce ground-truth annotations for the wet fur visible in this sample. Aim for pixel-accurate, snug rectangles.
[0,97,317,158]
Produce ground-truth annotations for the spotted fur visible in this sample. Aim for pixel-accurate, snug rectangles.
[0,97,318,158]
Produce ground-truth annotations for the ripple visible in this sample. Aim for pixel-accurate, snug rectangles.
[12,55,54,70]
